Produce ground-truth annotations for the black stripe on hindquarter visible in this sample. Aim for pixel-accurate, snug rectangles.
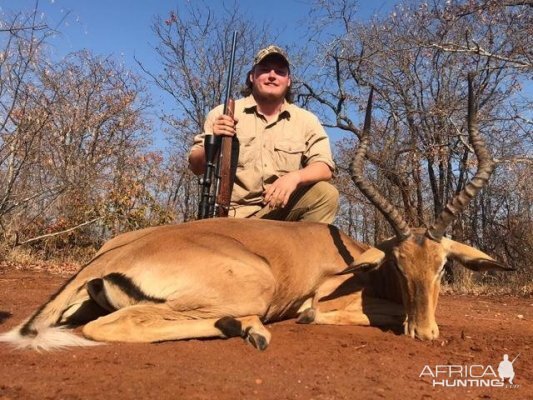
[18,232,160,337]
[327,225,355,266]
[103,273,166,303]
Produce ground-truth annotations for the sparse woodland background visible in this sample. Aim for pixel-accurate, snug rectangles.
[1,0,531,293]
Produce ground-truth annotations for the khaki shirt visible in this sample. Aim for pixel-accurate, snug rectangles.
[191,95,335,218]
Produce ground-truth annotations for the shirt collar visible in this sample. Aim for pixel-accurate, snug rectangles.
[243,95,292,119]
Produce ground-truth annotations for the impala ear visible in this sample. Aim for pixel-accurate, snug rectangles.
[442,238,514,272]
[339,247,386,275]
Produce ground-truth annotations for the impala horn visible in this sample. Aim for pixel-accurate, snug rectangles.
[426,73,496,242]
[350,87,412,242]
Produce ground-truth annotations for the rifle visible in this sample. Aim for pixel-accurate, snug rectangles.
[197,31,238,219]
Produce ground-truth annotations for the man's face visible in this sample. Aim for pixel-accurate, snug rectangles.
[250,56,291,103]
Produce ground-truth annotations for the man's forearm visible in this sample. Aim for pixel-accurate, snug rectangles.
[296,162,333,187]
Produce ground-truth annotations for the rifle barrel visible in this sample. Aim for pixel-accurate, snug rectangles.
[223,31,238,116]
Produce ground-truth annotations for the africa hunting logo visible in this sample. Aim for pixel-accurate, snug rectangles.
[420,354,520,388]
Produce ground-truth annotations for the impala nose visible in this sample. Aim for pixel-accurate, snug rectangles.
[413,324,439,340]
[406,320,439,340]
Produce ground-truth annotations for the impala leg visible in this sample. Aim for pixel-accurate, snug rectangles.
[215,315,271,350]
[297,291,371,325]
[82,304,272,349]
[299,307,371,325]
[83,304,216,343]
[298,281,405,327]
[297,274,362,324]
[300,305,404,326]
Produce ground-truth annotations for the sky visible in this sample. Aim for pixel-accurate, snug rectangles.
[0,0,399,145]
[2,1,398,58]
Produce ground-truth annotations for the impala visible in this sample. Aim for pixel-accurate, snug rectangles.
[0,75,510,350]
[297,75,512,340]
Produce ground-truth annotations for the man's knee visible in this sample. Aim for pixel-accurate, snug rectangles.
[257,181,339,223]
[299,181,339,224]
[314,181,339,207]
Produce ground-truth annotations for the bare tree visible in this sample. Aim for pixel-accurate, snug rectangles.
[0,7,56,240]
[301,0,532,284]
[1,43,166,254]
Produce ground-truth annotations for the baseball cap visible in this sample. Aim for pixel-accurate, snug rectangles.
[253,45,290,67]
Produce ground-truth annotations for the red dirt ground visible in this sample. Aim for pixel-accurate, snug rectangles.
[0,269,531,400]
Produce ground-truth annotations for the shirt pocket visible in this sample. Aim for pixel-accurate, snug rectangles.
[237,136,256,168]
[273,140,305,173]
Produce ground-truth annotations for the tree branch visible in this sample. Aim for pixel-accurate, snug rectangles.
[423,42,531,69]
[15,217,103,246]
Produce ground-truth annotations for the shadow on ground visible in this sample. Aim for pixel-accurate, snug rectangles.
[0,311,12,324]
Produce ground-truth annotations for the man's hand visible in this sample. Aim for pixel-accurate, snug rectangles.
[189,114,239,175]
[263,171,301,209]
[262,163,332,209]
[213,115,238,137]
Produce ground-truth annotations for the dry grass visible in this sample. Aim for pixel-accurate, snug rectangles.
[0,246,89,277]
[440,268,533,297]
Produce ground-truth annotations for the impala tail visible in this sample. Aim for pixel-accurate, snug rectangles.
[0,270,101,351]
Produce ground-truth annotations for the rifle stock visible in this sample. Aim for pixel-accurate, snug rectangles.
[216,99,235,217]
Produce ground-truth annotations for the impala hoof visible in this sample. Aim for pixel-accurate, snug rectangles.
[247,332,269,351]
[296,308,316,324]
